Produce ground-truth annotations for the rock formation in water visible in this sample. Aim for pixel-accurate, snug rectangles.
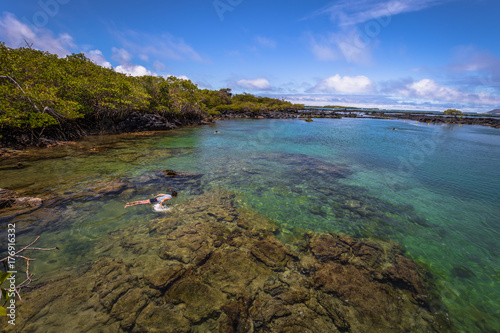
[5,191,454,332]
[0,188,43,221]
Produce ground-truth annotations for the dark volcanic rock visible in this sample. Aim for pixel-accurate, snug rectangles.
[370,112,500,128]
[216,110,299,120]
[8,192,454,333]
[116,111,177,132]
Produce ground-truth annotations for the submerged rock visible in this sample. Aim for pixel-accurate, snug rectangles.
[161,169,202,180]
[135,169,204,195]
[8,191,454,332]
[0,188,18,208]
[451,265,476,279]
[0,188,43,220]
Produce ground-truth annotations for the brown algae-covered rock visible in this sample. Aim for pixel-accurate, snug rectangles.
[6,191,454,332]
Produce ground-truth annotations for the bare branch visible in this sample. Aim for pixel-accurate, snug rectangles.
[0,75,27,95]
[23,39,34,49]
[0,76,68,123]
[26,246,59,251]
[1,236,58,302]
[0,75,42,113]
[0,236,41,261]
[42,106,66,121]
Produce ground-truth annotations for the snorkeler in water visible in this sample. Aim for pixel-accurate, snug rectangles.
[124,191,178,208]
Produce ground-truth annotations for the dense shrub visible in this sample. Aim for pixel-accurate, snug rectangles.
[0,43,303,133]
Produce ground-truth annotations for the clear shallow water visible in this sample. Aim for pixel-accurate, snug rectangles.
[1,118,499,332]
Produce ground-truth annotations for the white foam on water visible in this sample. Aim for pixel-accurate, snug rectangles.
[153,203,174,212]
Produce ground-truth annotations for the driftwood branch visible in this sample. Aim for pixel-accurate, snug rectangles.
[1,236,59,302]
[0,75,27,95]
[42,106,65,121]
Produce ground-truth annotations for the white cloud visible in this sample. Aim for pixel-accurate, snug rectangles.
[115,64,152,77]
[313,74,375,94]
[236,78,272,90]
[308,34,338,61]
[336,29,374,64]
[255,36,276,49]
[404,79,459,100]
[0,12,74,56]
[395,78,500,106]
[309,0,453,27]
[114,30,208,63]
[449,46,500,93]
[153,60,166,72]
[304,1,454,64]
[112,47,132,64]
[86,50,112,68]
[111,47,155,76]
[307,29,373,64]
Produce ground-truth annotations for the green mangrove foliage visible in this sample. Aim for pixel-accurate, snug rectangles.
[444,109,463,117]
[0,43,303,132]
[0,272,13,316]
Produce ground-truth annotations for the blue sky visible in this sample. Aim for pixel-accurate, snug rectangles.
[1,0,500,112]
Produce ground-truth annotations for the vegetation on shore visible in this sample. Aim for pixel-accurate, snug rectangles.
[443,108,464,117]
[321,105,362,109]
[0,43,303,146]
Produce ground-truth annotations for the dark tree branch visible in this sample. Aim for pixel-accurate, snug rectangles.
[23,39,34,49]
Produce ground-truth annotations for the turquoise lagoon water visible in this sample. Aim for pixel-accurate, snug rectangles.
[1,118,499,332]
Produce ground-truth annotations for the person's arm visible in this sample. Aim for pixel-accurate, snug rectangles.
[159,197,172,205]
[156,193,168,197]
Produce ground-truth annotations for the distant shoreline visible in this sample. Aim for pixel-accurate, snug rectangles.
[216,108,500,128]
[2,109,499,153]
[295,109,500,128]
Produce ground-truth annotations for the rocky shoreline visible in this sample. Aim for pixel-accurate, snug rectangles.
[369,112,500,128]
[217,108,500,129]
[2,108,499,151]
[4,190,454,332]
[0,111,210,150]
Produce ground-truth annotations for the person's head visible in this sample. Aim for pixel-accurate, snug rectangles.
[171,191,178,197]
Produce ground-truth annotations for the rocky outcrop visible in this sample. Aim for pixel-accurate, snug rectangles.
[0,188,43,220]
[370,112,500,128]
[8,191,454,332]
[115,112,178,133]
